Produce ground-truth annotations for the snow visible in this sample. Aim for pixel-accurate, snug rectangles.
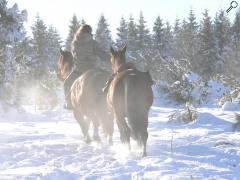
[222,101,240,111]
[1,97,240,179]
[186,72,231,106]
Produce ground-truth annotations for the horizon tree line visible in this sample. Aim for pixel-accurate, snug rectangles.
[1,0,240,108]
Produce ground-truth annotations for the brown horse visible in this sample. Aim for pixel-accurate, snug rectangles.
[107,46,154,157]
[57,48,113,144]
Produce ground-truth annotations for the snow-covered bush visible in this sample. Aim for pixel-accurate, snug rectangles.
[219,89,240,106]
[152,57,194,103]
[168,103,198,123]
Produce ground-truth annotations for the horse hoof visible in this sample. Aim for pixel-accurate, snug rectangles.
[109,140,113,146]
[93,136,101,142]
[142,152,147,157]
[84,137,91,144]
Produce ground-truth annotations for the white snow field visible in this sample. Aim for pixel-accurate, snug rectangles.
[1,98,240,180]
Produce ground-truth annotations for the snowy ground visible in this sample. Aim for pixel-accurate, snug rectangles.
[1,100,240,180]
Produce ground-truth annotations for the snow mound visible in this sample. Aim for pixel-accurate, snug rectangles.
[186,73,231,106]
[222,101,240,111]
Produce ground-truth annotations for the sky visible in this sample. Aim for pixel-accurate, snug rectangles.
[8,0,240,41]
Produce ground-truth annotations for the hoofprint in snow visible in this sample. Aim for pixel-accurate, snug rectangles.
[1,100,240,179]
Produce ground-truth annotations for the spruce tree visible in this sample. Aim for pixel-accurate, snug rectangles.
[198,9,218,79]
[172,18,183,58]
[152,16,164,54]
[0,0,27,107]
[162,21,174,57]
[31,14,49,79]
[136,11,151,50]
[79,18,86,25]
[127,15,138,52]
[214,10,231,55]
[116,17,128,46]
[228,10,240,78]
[47,26,62,70]
[95,14,112,51]
[186,9,199,71]
[65,14,80,50]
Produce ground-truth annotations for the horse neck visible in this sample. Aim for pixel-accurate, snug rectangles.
[64,68,81,90]
[61,59,74,79]
[116,62,135,73]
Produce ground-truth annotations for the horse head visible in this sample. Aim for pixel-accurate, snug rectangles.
[57,48,74,81]
[110,45,127,74]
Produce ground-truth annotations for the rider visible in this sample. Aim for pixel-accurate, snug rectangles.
[72,24,110,72]
[64,24,110,109]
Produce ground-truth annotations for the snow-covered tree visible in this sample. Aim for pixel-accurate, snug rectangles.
[136,11,151,50]
[213,10,231,77]
[228,10,240,78]
[47,26,62,70]
[186,9,199,71]
[65,14,80,50]
[197,9,219,80]
[214,10,231,57]
[116,16,128,46]
[172,18,184,59]
[79,18,86,25]
[30,15,62,109]
[95,14,112,51]
[162,21,174,57]
[152,16,164,55]
[127,15,138,52]
[31,14,49,78]
[0,0,27,107]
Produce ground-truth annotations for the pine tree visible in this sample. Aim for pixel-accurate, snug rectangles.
[174,18,181,34]
[47,26,62,70]
[214,10,231,76]
[162,21,174,57]
[65,14,80,50]
[150,16,165,78]
[152,16,164,54]
[186,9,199,71]
[31,16,62,109]
[127,15,138,52]
[95,14,112,51]
[136,11,151,50]
[116,16,128,46]
[198,9,218,79]
[31,14,49,79]
[0,0,27,107]
[79,18,86,25]
[172,18,183,58]
[228,10,240,78]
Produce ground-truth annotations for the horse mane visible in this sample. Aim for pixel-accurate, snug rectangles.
[58,50,74,81]
[117,62,135,73]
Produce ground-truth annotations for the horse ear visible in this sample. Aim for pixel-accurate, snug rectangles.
[110,46,115,55]
[121,45,127,54]
[59,48,64,55]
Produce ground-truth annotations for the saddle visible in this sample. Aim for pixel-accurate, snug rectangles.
[102,63,135,93]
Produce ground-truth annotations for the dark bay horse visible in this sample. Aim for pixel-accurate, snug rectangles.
[107,46,154,157]
[57,48,113,144]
